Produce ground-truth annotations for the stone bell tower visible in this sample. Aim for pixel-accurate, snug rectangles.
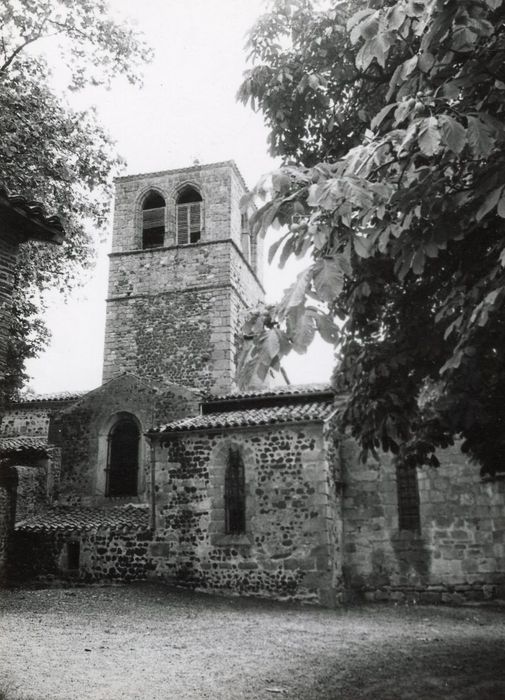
[102,161,264,395]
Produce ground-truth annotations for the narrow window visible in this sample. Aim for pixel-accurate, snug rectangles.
[225,447,246,534]
[106,417,140,497]
[142,191,165,249]
[176,186,202,245]
[396,464,421,531]
[67,541,80,570]
[241,213,251,263]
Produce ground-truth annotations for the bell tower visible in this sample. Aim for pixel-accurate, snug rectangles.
[102,161,264,395]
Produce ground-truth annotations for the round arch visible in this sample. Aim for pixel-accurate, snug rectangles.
[96,412,144,498]
[133,185,169,249]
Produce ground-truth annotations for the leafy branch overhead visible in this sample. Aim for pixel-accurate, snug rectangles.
[238,0,505,475]
[0,0,151,397]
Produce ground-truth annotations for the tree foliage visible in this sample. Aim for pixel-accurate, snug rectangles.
[238,0,505,476]
[0,0,151,397]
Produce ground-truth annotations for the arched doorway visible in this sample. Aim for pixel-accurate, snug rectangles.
[106,417,140,497]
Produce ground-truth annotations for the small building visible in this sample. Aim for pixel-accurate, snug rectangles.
[0,188,65,584]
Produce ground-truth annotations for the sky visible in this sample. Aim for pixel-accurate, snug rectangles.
[25,0,335,393]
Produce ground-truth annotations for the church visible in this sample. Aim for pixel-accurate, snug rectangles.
[1,160,504,606]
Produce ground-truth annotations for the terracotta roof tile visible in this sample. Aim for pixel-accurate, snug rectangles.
[209,383,332,401]
[0,186,65,242]
[13,390,87,405]
[155,401,334,435]
[15,505,150,533]
[0,436,49,455]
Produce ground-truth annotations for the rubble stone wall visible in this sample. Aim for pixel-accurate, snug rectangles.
[1,405,52,437]
[149,422,339,605]
[341,439,505,602]
[11,527,154,583]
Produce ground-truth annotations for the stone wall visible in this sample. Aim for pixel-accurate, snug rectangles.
[1,398,78,438]
[149,422,339,605]
[0,467,16,586]
[11,527,154,584]
[103,161,264,395]
[341,439,505,602]
[52,375,198,506]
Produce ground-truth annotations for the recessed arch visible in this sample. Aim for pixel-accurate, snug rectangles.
[209,438,257,544]
[95,411,143,498]
[106,415,140,497]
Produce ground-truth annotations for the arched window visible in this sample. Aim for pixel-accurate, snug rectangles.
[106,417,140,497]
[176,186,202,245]
[142,191,165,249]
[224,446,246,534]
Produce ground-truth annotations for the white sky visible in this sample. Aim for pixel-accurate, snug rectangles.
[25,0,335,393]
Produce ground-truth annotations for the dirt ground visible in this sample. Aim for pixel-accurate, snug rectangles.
[0,585,504,700]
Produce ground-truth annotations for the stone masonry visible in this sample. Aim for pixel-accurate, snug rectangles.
[102,161,264,395]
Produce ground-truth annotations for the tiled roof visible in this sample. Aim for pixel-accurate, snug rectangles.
[209,383,332,402]
[13,390,87,405]
[0,186,65,242]
[154,400,334,435]
[15,505,150,533]
[0,436,49,455]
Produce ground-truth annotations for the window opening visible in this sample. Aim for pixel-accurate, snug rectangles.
[142,191,165,249]
[396,464,421,531]
[106,417,140,497]
[241,213,251,263]
[67,541,80,570]
[225,446,246,534]
[176,186,202,245]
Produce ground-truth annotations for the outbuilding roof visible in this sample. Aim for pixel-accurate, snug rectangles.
[153,400,334,436]
[15,505,150,533]
[12,390,87,405]
[0,436,50,456]
[0,186,65,243]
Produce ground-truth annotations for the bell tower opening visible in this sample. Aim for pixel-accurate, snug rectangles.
[142,191,165,249]
[176,185,202,244]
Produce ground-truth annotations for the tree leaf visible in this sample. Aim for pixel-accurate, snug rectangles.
[497,189,505,218]
[467,116,495,158]
[476,186,503,221]
[291,310,316,353]
[315,313,340,343]
[313,258,345,303]
[439,115,466,154]
[418,116,441,156]
[281,268,311,308]
[371,103,396,131]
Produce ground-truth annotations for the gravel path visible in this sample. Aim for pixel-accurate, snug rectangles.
[0,584,504,699]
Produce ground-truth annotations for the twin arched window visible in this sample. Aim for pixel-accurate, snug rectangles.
[141,186,203,249]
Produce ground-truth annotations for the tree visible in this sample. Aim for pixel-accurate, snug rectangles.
[238,0,505,476]
[0,0,151,397]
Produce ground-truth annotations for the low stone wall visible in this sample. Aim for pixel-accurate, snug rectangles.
[11,527,154,584]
